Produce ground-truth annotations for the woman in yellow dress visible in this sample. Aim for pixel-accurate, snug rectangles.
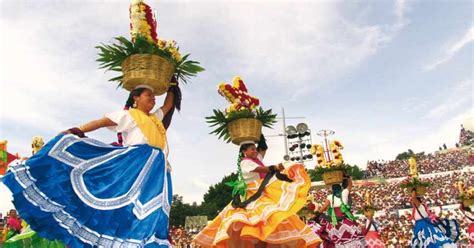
[194,137,321,247]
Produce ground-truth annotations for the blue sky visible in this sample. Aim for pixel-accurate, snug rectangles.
[0,0,472,212]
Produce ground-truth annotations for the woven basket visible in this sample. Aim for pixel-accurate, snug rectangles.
[227,118,262,145]
[463,198,474,207]
[322,170,344,185]
[364,209,375,217]
[122,54,175,96]
[407,185,427,196]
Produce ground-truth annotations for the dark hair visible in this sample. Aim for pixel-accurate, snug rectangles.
[332,184,342,198]
[342,178,349,189]
[113,88,148,147]
[239,143,255,153]
[125,88,147,108]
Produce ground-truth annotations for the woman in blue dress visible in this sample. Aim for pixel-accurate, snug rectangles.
[409,189,457,247]
[2,84,178,247]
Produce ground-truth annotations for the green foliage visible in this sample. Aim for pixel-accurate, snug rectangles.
[205,107,277,143]
[200,173,238,219]
[399,177,431,189]
[344,164,365,180]
[308,164,365,182]
[169,194,201,227]
[308,168,323,181]
[96,36,204,84]
[314,164,347,174]
[395,149,425,160]
[356,205,377,214]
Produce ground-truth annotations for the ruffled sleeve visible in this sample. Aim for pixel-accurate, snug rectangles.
[240,159,259,174]
[342,189,349,205]
[104,110,135,133]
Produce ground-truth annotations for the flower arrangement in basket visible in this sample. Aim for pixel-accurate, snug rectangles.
[96,0,204,95]
[457,181,474,207]
[206,76,277,201]
[400,176,430,196]
[206,76,277,145]
[399,157,430,196]
[310,140,346,185]
[359,192,377,217]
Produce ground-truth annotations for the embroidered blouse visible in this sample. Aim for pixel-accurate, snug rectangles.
[105,108,167,150]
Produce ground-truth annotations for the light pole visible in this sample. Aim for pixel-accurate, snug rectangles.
[317,129,335,161]
[267,108,305,158]
[286,123,313,163]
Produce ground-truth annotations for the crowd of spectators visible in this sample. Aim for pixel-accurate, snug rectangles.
[0,209,22,243]
[169,226,200,248]
[361,207,472,247]
[366,148,472,178]
[309,170,473,246]
[459,124,474,146]
[311,171,474,213]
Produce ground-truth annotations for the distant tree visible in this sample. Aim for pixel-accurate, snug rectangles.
[308,164,365,182]
[199,173,238,219]
[395,149,425,160]
[396,149,415,160]
[170,194,201,227]
[344,164,364,180]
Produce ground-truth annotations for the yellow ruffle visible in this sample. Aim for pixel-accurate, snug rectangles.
[128,108,167,150]
[194,164,321,248]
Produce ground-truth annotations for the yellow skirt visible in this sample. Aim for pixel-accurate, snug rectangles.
[194,164,321,248]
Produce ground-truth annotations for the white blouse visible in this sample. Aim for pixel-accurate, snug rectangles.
[105,108,164,147]
[328,189,349,208]
[465,210,474,223]
[240,154,264,183]
[413,204,429,220]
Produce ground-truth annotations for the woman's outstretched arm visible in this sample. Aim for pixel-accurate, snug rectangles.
[317,199,330,213]
[252,163,284,174]
[63,117,116,135]
[79,117,117,133]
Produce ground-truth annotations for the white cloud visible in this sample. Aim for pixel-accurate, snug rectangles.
[0,182,14,214]
[394,0,407,20]
[424,26,474,71]
[422,78,473,120]
[0,0,429,209]
[335,109,472,169]
[203,1,409,97]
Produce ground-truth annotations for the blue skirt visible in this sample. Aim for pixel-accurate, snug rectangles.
[411,218,457,248]
[2,134,172,247]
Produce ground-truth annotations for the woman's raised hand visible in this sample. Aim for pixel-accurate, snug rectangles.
[60,127,86,138]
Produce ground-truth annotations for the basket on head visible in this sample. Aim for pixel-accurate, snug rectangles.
[228,118,262,145]
[463,198,474,207]
[322,170,344,185]
[407,185,427,196]
[364,209,375,217]
[122,54,175,96]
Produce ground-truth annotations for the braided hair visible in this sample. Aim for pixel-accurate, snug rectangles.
[332,184,343,198]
